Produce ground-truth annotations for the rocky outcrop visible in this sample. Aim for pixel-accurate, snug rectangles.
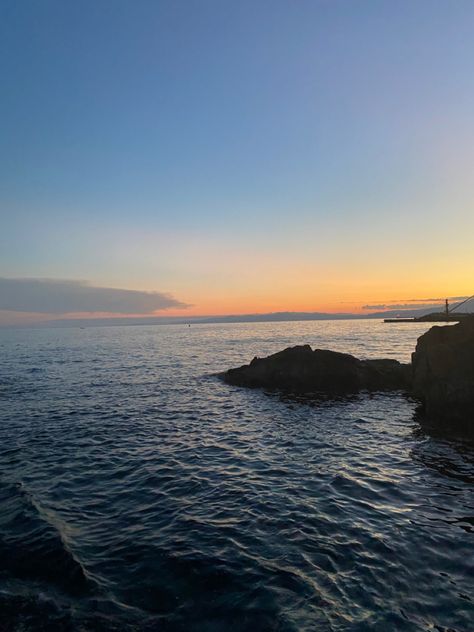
[412,318,474,431]
[222,345,411,394]
[222,320,474,433]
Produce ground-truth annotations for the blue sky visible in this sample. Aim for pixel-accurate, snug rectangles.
[1,1,473,320]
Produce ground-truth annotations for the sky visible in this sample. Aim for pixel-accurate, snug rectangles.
[1,0,473,323]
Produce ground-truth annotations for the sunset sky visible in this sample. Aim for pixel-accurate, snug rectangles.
[1,1,473,323]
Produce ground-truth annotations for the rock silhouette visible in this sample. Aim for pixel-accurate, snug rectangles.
[222,318,474,433]
[412,318,474,432]
[222,345,410,393]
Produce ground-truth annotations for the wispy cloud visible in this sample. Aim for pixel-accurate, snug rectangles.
[0,278,189,314]
[362,296,471,311]
[362,303,442,311]
[401,296,470,303]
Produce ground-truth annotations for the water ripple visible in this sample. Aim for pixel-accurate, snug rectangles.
[0,321,472,631]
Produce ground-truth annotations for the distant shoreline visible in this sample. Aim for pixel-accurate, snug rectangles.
[0,311,438,330]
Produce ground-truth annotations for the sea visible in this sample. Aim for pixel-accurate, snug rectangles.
[0,319,472,631]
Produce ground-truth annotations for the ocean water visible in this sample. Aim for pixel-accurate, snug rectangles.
[0,319,472,631]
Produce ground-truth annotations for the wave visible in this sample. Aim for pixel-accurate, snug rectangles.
[0,478,91,597]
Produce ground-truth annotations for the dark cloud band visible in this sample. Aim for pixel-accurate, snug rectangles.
[362,297,470,311]
[0,278,188,314]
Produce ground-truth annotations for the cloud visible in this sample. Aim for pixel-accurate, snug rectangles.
[362,296,471,311]
[402,296,470,303]
[362,302,443,311]
[362,304,388,311]
[0,278,189,314]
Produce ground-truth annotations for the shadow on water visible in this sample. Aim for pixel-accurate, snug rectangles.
[269,389,363,409]
[412,400,474,439]
[410,421,474,486]
[408,420,474,538]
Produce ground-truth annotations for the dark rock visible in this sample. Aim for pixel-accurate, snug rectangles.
[222,345,410,394]
[222,319,474,433]
[412,318,474,432]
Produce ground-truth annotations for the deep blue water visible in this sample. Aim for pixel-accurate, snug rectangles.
[0,320,473,631]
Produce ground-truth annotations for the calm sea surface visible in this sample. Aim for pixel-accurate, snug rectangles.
[0,320,472,631]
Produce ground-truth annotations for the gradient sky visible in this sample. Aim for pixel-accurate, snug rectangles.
[1,0,473,321]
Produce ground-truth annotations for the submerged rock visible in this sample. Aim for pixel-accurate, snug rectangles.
[222,345,410,394]
[412,318,474,432]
